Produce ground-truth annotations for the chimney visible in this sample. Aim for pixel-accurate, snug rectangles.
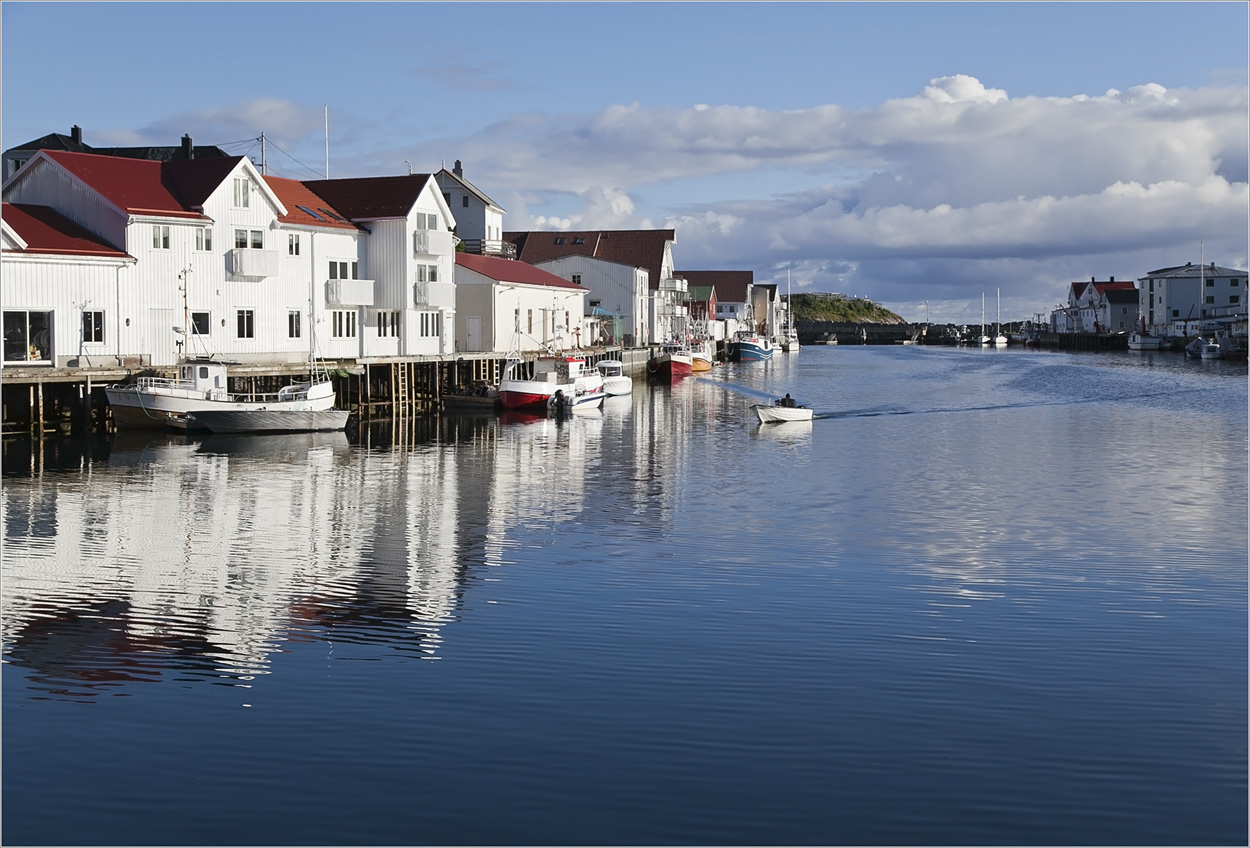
[182,134,194,159]
[71,125,82,145]
[453,159,463,178]
[1110,276,1114,282]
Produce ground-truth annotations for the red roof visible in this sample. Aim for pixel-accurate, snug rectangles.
[456,253,587,290]
[505,229,676,290]
[263,176,360,230]
[3,202,130,258]
[303,174,433,220]
[41,150,221,219]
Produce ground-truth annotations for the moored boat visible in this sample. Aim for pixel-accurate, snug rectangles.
[728,330,774,362]
[596,359,633,395]
[499,354,605,410]
[646,343,694,380]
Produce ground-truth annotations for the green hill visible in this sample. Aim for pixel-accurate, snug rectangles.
[787,293,906,324]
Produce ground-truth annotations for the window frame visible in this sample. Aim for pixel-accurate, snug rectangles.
[236,309,255,339]
[82,310,105,344]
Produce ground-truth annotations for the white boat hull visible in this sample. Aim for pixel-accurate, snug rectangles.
[186,408,350,434]
[106,379,337,430]
[752,403,814,424]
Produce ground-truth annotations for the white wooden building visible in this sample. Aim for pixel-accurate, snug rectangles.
[1137,262,1247,334]
[532,254,649,347]
[454,254,589,354]
[435,161,509,257]
[1,150,461,368]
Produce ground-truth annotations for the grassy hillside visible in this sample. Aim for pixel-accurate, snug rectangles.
[787,293,906,324]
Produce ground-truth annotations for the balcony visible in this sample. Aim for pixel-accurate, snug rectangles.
[228,249,281,279]
[659,276,688,294]
[460,238,517,259]
[413,229,457,256]
[326,278,376,307]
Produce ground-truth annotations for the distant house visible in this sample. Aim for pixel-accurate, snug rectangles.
[530,254,648,347]
[1053,277,1135,333]
[1137,261,1247,335]
[506,229,685,345]
[454,254,589,353]
[682,270,761,335]
[3,124,227,181]
[435,160,510,257]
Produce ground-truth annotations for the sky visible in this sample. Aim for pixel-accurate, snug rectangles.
[2,2,1247,324]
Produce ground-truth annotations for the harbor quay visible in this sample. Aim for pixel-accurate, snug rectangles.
[0,346,654,439]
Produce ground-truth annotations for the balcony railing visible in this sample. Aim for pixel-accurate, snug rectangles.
[326,278,376,307]
[228,249,281,279]
[413,229,457,256]
[459,238,517,259]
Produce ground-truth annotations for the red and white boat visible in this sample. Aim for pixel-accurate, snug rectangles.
[645,343,694,381]
[499,354,605,411]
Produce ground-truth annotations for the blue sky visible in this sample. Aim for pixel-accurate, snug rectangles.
[3,2,1247,324]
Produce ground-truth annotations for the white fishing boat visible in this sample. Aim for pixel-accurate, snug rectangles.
[499,353,605,410]
[751,395,813,424]
[1127,330,1165,350]
[596,359,633,395]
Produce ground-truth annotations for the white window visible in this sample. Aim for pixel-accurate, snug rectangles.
[416,264,438,283]
[152,225,170,249]
[571,274,582,286]
[235,229,263,249]
[419,311,442,338]
[288,310,301,339]
[332,310,357,338]
[233,177,250,207]
[195,226,213,251]
[378,311,400,337]
[82,311,105,344]
[288,234,300,256]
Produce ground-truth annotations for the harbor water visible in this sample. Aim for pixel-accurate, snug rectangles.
[3,345,1246,846]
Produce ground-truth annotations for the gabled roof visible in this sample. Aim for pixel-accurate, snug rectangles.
[304,174,434,220]
[435,167,506,212]
[39,150,224,219]
[8,131,91,154]
[6,128,226,161]
[2,202,130,258]
[1104,289,1138,304]
[263,176,361,231]
[505,229,676,291]
[679,270,753,302]
[687,284,716,303]
[1144,263,1244,279]
[456,253,587,290]
[1092,280,1134,294]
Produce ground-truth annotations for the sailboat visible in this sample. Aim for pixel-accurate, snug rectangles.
[106,271,347,432]
[994,288,1008,346]
[977,293,991,345]
[781,267,800,352]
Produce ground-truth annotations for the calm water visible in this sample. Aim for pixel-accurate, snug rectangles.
[3,346,1246,846]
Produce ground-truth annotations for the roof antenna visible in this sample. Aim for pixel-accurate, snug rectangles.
[405,160,412,175]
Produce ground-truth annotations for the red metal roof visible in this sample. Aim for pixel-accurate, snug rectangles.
[505,229,676,290]
[303,174,433,220]
[456,253,587,290]
[41,150,218,219]
[263,176,361,230]
[2,202,130,258]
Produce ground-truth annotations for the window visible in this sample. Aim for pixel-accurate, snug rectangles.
[288,234,300,256]
[3,310,52,363]
[195,226,213,251]
[573,237,585,245]
[1230,296,1240,304]
[233,177,250,207]
[462,196,469,208]
[152,225,170,249]
[288,310,301,339]
[1206,278,1214,286]
[82,311,104,344]
[236,309,254,339]
[332,310,357,338]
[442,192,451,205]
[378,311,400,337]
[416,264,438,283]
[329,260,358,280]
[235,229,263,249]
[1206,296,1215,304]
[1172,309,1180,318]
[419,311,442,338]
[572,274,582,286]
[528,309,533,333]
[1232,279,1241,287]
[191,312,210,335]
[554,237,565,245]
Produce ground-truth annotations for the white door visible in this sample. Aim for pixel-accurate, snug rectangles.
[148,308,178,365]
[466,316,482,352]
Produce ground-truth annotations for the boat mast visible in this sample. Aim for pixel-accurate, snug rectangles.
[179,267,190,358]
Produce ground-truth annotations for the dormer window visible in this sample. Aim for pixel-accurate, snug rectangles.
[554,237,565,245]
[573,237,585,245]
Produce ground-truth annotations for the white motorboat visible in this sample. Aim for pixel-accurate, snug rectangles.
[596,359,633,396]
[751,395,813,424]
[105,358,339,431]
